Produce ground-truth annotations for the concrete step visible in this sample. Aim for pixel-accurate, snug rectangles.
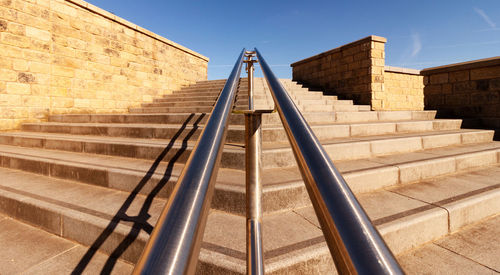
[357,105,372,111]
[301,104,360,112]
[398,213,500,273]
[142,101,216,108]
[154,95,219,102]
[0,213,134,274]
[15,121,470,159]
[206,164,500,273]
[143,99,257,108]
[254,130,495,169]
[0,167,164,265]
[49,113,214,125]
[12,120,472,164]
[216,141,500,215]
[129,106,215,113]
[46,112,336,126]
[2,138,497,218]
[2,164,499,273]
[334,110,437,123]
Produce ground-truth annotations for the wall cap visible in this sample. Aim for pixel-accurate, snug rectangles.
[385,66,421,75]
[421,56,500,75]
[291,35,387,67]
[64,0,209,62]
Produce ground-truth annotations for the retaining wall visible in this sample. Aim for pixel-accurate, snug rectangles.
[0,0,208,130]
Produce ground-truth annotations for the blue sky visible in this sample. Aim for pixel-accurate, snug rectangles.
[87,0,500,80]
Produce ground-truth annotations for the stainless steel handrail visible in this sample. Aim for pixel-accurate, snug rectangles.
[133,49,246,275]
[255,48,404,275]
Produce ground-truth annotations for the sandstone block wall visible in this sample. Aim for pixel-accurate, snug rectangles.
[383,66,424,110]
[0,0,208,130]
[291,36,386,107]
[421,57,500,127]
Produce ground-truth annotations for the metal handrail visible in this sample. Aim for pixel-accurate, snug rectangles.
[255,48,404,275]
[132,49,246,275]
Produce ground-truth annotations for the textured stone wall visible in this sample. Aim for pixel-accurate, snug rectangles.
[421,57,500,127]
[291,36,386,107]
[383,67,424,110]
[0,0,208,130]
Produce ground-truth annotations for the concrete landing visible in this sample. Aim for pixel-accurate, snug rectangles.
[399,214,500,274]
[0,214,133,274]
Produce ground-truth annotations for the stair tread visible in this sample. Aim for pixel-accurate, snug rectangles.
[398,213,500,273]
[0,213,134,274]
[262,129,493,150]
[20,118,460,129]
[0,144,186,178]
[1,162,498,269]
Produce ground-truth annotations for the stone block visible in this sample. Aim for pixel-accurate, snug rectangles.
[430,73,448,84]
[26,26,51,41]
[1,32,30,47]
[6,82,30,95]
[449,70,469,82]
[470,65,500,80]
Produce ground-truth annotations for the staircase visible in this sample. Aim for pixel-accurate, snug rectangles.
[0,78,499,274]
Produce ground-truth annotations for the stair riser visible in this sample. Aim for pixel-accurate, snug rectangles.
[334,111,437,123]
[3,175,499,273]
[19,125,203,140]
[130,106,215,113]
[50,111,437,126]
[143,99,254,108]
[5,122,465,159]
[0,189,148,264]
[258,131,494,169]
[43,119,459,140]
[211,148,500,215]
[49,114,212,125]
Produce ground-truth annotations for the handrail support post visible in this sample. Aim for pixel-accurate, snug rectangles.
[244,50,264,275]
[245,112,264,275]
[244,51,257,110]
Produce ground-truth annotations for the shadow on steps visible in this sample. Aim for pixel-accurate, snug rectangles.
[71,113,206,274]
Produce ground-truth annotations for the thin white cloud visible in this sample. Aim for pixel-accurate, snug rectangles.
[411,33,422,57]
[474,7,496,28]
[428,40,500,49]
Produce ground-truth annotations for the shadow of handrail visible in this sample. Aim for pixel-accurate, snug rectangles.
[71,113,206,274]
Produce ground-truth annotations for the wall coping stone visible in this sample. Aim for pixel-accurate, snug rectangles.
[290,35,387,67]
[421,56,500,75]
[64,0,209,62]
[385,66,421,75]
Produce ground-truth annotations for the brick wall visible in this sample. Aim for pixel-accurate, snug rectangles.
[383,66,424,110]
[291,36,386,107]
[421,57,500,128]
[0,0,208,130]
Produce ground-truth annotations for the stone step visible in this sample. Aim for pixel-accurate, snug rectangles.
[2,139,497,218]
[15,121,470,159]
[357,105,372,111]
[167,91,223,97]
[155,95,219,102]
[46,112,335,126]
[213,140,500,215]
[5,120,461,155]
[301,104,360,112]
[142,99,259,108]
[334,110,436,122]
[1,164,499,273]
[9,127,484,173]
[226,130,496,169]
[49,113,214,125]
[129,106,216,113]
[398,213,500,273]
[202,162,500,272]
[0,213,134,274]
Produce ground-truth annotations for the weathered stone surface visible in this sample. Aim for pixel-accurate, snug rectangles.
[0,0,208,131]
